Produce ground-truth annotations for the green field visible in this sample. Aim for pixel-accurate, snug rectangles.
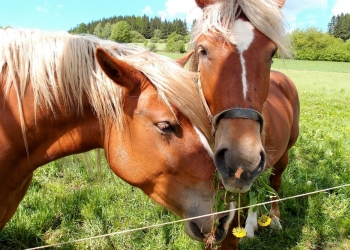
[0,58,349,249]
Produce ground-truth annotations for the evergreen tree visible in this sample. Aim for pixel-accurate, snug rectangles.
[328,13,350,41]
[150,17,162,37]
[172,19,187,36]
[140,15,150,39]
[160,20,170,39]
[328,16,337,35]
[134,16,143,34]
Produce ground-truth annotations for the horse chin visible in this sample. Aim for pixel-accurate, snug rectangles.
[221,178,253,193]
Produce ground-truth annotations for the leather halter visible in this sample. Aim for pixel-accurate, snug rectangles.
[212,108,264,133]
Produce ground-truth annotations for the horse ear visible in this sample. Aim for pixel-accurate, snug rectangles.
[95,47,140,91]
[175,50,194,68]
[276,0,285,8]
[195,0,216,8]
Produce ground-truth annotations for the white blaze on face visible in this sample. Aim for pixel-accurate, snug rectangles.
[194,126,213,158]
[229,19,255,99]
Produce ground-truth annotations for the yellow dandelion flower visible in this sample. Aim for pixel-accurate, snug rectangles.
[232,227,247,238]
[258,214,272,227]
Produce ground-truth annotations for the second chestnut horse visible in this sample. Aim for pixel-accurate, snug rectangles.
[189,0,300,248]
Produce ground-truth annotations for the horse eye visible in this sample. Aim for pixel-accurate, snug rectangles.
[156,121,175,133]
[197,46,207,57]
[271,49,277,59]
[271,49,277,64]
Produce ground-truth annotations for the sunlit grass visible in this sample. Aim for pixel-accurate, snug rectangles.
[273,58,350,73]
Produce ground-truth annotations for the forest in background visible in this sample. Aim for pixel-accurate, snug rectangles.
[68,15,189,39]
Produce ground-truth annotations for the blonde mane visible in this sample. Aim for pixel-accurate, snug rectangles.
[190,0,291,63]
[0,29,211,140]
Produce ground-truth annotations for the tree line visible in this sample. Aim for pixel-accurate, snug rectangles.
[328,13,350,42]
[68,15,190,53]
[68,15,188,39]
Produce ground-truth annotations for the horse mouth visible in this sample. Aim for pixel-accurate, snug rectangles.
[213,214,232,242]
[186,212,234,243]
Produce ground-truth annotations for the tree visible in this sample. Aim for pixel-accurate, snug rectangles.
[166,32,187,53]
[75,23,88,34]
[130,30,145,43]
[140,15,150,39]
[150,17,162,37]
[134,16,143,34]
[172,19,188,36]
[290,28,350,62]
[110,21,132,43]
[93,23,103,38]
[328,13,350,41]
[151,29,162,43]
[167,32,179,42]
[166,38,186,53]
[101,22,112,39]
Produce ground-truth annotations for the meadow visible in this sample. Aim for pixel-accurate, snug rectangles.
[0,57,349,250]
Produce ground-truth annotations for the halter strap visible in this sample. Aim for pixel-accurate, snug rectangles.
[213,108,264,133]
[197,77,214,124]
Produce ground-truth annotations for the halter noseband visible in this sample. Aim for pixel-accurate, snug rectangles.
[196,75,264,136]
[212,108,264,133]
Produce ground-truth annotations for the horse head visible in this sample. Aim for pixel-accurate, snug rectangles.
[95,47,234,242]
[190,0,289,192]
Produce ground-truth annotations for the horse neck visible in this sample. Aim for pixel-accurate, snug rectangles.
[1,87,104,175]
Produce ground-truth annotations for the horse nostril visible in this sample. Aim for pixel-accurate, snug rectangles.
[214,148,230,178]
[252,150,266,179]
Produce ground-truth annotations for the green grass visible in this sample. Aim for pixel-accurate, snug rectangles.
[130,42,167,52]
[273,58,350,73]
[0,58,350,249]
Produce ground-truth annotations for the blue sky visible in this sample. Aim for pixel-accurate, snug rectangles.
[1,0,349,32]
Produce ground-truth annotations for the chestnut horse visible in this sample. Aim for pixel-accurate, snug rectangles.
[189,0,300,248]
[0,29,234,243]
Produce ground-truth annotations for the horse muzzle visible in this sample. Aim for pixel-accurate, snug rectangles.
[213,110,266,192]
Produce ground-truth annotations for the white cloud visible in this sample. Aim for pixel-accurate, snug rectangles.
[142,6,153,15]
[164,0,202,23]
[281,0,327,30]
[332,0,350,15]
[158,11,167,21]
[36,6,48,12]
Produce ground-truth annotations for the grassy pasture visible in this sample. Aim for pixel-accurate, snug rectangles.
[0,58,349,249]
